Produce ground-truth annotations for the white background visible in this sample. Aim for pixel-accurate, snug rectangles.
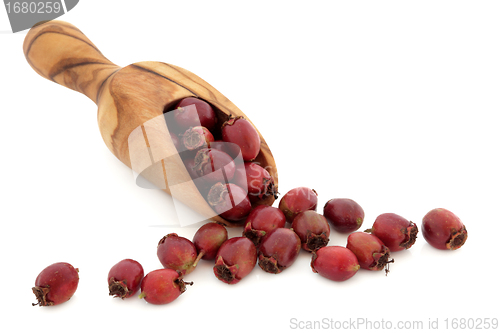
[1,1,499,332]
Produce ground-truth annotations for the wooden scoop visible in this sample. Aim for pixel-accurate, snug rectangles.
[23,20,278,227]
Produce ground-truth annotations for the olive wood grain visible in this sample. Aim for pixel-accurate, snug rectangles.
[23,20,278,227]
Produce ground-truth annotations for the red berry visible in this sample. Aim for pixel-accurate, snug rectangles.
[209,140,241,160]
[346,232,393,272]
[207,182,252,222]
[367,213,418,252]
[157,233,198,276]
[183,158,199,180]
[323,198,365,233]
[108,259,144,299]
[170,132,181,151]
[193,222,228,260]
[139,268,192,305]
[422,208,468,250]
[243,162,277,202]
[182,126,214,151]
[311,246,360,282]
[174,97,217,132]
[32,262,79,306]
[222,116,261,161]
[213,237,257,284]
[243,205,287,246]
[232,162,248,190]
[291,211,330,252]
[193,148,236,184]
[258,228,301,274]
[279,187,318,223]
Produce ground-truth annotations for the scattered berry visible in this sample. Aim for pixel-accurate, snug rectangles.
[323,198,364,233]
[243,205,287,246]
[292,211,330,252]
[139,268,192,305]
[258,228,301,274]
[32,262,79,306]
[367,213,418,252]
[213,237,257,284]
[157,233,198,276]
[311,246,360,282]
[193,222,228,261]
[422,208,468,250]
[346,232,393,272]
[108,259,144,299]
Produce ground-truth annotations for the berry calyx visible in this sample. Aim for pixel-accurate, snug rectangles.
[366,213,418,252]
[213,237,257,284]
[108,259,144,299]
[291,211,330,252]
[193,148,236,184]
[242,205,287,246]
[258,228,301,274]
[32,262,79,306]
[422,208,468,250]
[207,182,252,222]
[346,232,393,273]
[182,126,214,151]
[139,268,192,305]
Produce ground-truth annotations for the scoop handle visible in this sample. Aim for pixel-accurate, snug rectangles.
[23,20,120,105]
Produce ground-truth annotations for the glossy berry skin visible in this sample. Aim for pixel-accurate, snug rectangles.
[323,198,365,233]
[193,148,236,184]
[207,182,252,222]
[279,187,318,223]
[232,163,248,190]
[182,126,214,151]
[108,259,144,299]
[209,140,241,160]
[139,269,192,305]
[213,237,257,284]
[32,262,79,306]
[346,232,393,271]
[157,233,198,276]
[193,222,228,260]
[222,116,261,161]
[368,213,418,252]
[422,208,468,250]
[258,228,301,274]
[243,205,287,246]
[292,211,330,252]
[174,97,217,132]
[311,246,360,282]
[243,162,277,202]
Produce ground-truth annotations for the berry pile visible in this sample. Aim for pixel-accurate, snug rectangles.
[31,200,468,307]
[164,97,277,223]
[31,98,468,307]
